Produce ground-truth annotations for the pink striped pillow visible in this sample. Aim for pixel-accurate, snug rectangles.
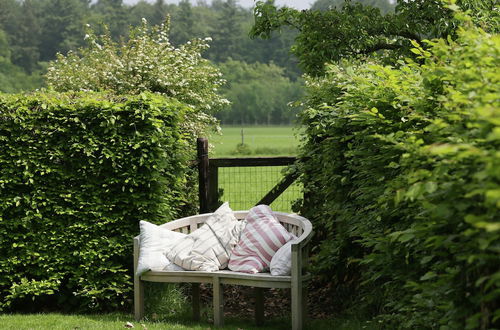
[228,205,294,273]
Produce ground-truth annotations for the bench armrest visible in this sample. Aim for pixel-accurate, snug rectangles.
[291,215,313,251]
[290,219,313,278]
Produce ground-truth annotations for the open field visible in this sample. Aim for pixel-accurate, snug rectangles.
[210,126,300,157]
[210,126,301,213]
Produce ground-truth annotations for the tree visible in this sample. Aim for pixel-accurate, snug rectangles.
[38,0,89,61]
[311,0,394,13]
[170,0,195,45]
[217,60,303,125]
[46,18,228,136]
[10,0,41,73]
[89,0,128,40]
[207,0,244,62]
[127,0,156,27]
[151,0,170,25]
[297,17,500,327]
[0,29,43,92]
[0,0,21,41]
[0,29,10,60]
[239,17,300,80]
[0,0,41,73]
[258,0,500,326]
[251,0,499,76]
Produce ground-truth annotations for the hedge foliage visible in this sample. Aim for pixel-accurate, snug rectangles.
[0,92,196,312]
[298,22,499,328]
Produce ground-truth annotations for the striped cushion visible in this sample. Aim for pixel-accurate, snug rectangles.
[166,202,245,272]
[228,205,294,273]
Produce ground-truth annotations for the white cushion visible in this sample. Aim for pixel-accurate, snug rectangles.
[228,205,294,274]
[166,202,245,272]
[270,236,297,276]
[136,220,186,276]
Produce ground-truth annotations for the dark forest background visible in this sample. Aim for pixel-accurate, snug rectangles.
[0,0,394,124]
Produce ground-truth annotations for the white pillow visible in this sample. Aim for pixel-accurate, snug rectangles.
[136,220,186,276]
[270,236,297,276]
[166,202,245,272]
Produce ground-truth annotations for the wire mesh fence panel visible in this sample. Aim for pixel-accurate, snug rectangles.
[217,166,302,213]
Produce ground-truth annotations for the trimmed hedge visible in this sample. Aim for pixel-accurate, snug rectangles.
[298,24,499,328]
[0,92,196,312]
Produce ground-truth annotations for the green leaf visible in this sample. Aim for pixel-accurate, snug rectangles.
[420,272,437,281]
[424,181,437,194]
[410,48,422,55]
[399,233,415,243]
[420,256,434,265]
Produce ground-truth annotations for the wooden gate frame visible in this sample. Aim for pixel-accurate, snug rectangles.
[197,138,300,213]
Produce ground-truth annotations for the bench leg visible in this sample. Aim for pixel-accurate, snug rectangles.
[192,283,201,321]
[291,280,303,330]
[302,283,308,326]
[255,287,265,326]
[134,276,145,321]
[213,277,224,327]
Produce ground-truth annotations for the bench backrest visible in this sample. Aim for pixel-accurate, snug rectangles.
[159,211,312,243]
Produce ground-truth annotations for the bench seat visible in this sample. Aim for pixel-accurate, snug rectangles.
[141,270,313,288]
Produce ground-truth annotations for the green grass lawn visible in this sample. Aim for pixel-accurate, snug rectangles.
[210,125,300,157]
[210,126,301,213]
[0,313,377,329]
[0,313,288,330]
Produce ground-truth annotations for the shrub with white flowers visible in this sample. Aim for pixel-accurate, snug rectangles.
[46,18,228,136]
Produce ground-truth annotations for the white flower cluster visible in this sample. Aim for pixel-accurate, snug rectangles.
[46,18,228,137]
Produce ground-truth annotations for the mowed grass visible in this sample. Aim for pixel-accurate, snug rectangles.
[0,313,288,330]
[210,126,301,213]
[0,313,373,329]
[210,126,300,157]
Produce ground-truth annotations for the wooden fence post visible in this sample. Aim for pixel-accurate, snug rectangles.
[197,138,209,214]
[208,163,219,212]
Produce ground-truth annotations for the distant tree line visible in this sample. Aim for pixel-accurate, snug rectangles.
[0,0,394,125]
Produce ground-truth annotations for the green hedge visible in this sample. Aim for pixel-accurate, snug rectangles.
[0,92,196,312]
[298,25,499,328]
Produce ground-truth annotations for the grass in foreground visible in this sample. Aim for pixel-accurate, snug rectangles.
[0,313,381,330]
[0,313,284,330]
[0,283,374,329]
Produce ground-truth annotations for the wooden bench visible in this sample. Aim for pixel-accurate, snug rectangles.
[133,210,313,330]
